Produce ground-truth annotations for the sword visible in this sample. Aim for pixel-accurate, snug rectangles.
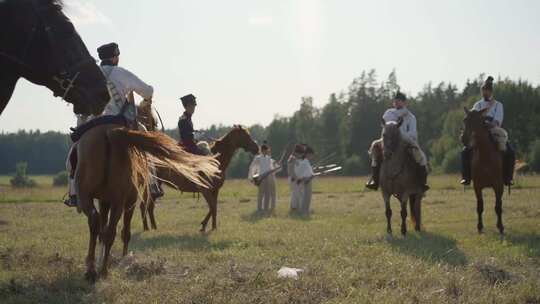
[152,106,166,133]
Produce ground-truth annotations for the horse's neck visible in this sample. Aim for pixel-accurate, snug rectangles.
[473,127,496,156]
[212,138,238,172]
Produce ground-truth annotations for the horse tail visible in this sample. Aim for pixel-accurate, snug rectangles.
[106,128,220,190]
[408,196,417,227]
[408,194,421,230]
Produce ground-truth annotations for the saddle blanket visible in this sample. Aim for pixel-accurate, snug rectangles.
[70,115,127,142]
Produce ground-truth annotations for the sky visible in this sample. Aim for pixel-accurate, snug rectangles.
[1,0,539,132]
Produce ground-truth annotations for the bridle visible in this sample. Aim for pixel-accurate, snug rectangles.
[0,0,95,100]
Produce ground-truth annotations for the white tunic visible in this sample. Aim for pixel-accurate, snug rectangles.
[100,65,154,115]
[248,154,275,179]
[382,107,418,142]
[472,99,504,126]
[295,159,314,179]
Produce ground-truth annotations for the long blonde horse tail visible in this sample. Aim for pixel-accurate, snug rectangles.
[106,128,220,190]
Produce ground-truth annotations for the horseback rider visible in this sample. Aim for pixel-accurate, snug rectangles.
[178,94,208,155]
[64,42,154,207]
[460,76,516,186]
[366,91,430,192]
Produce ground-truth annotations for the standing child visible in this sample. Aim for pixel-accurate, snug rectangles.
[287,144,304,210]
[249,141,278,212]
[296,145,315,215]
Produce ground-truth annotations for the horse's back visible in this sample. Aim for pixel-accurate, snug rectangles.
[77,124,128,198]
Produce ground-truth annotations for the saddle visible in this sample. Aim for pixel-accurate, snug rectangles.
[70,115,127,142]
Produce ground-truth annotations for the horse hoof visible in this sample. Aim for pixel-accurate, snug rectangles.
[385,234,393,241]
[84,270,97,283]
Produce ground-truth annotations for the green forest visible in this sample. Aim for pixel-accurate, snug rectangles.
[2,71,540,178]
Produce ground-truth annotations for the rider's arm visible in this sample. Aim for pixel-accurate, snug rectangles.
[118,67,154,100]
[492,102,503,127]
[406,114,418,142]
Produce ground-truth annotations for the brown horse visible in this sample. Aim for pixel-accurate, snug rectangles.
[137,100,159,131]
[76,124,220,282]
[140,126,259,232]
[462,107,505,235]
[379,119,425,236]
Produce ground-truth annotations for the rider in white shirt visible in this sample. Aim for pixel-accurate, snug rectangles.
[366,91,429,192]
[64,42,155,207]
[460,76,515,186]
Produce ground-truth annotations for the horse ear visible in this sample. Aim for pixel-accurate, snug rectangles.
[463,107,470,115]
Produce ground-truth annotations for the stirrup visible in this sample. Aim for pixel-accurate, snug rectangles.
[63,196,78,207]
[460,179,471,186]
[365,180,379,190]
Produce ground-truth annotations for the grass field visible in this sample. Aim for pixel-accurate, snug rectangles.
[0,175,539,303]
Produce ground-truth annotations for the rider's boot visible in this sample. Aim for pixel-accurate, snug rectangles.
[64,177,78,207]
[460,147,472,185]
[365,165,380,190]
[503,143,516,186]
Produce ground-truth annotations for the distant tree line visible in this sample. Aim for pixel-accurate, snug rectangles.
[1,71,539,178]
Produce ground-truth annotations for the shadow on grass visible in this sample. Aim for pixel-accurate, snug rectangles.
[287,209,312,221]
[240,210,275,223]
[389,232,468,266]
[506,232,540,258]
[131,232,233,252]
[0,274,97,304]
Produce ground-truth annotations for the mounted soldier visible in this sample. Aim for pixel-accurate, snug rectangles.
[64,42,155,207]
[365,91,429,192]
[178,94,210,155]
[460,76,516,186]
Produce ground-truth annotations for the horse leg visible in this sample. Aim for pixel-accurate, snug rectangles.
[415,196,422,232]
[494,187,504,236]
[121,202,136,256]
[400,197,408,236]
[201,190,217,231]
[383,192,392,235]
[148,197,157,230]
[200,193,212,232]
[140,198,150,231]
[474,187,484,233]
[211,191,219,230]
[80,195,99,283]
[99,203,123,278]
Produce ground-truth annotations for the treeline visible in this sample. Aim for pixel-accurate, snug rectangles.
[1,71,540,178]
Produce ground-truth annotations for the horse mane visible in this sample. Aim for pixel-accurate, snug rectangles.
[210,125,247,153]
[8,0,63,10]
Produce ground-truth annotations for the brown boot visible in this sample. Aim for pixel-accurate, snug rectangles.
[365,166,380,190]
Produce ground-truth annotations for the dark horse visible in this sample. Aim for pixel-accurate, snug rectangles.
[139,125,259,232]
[379,119,425,236]
[0,0,109,116]
[462,108,505,236]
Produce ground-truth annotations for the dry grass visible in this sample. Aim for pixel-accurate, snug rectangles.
[0,175,539,303]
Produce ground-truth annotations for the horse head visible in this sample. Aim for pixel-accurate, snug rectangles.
[137,100,158,131]
[381,119,403,160]
[462,107,488,145]
[220,125,259,155]
[0,0,109,116]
